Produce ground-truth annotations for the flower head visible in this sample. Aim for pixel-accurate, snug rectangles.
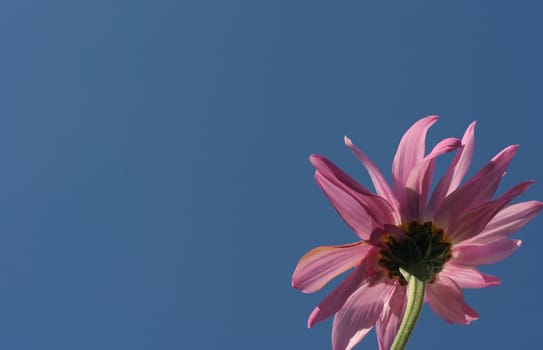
[292,116,542,350]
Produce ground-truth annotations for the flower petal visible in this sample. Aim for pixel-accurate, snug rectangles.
[428,122,476,215]
[468,201,543,244]
[332,277,395,350]
[435,145,519,229]
[426,274,479,324]
[376,283,407,350]
[311,155,396,236]
[447,181,534,243]
[308,259,368,328]
[440,263,500,289]
[344,136,401,222]
[314,172,380,239]
[392,116,439,208]
[452,239,522,265]
[404,137,461,221]
[292,242,372,293]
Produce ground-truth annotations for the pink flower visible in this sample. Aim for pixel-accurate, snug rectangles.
[292,116,543,350]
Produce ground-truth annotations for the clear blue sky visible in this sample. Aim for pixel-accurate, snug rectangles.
[0,1,542,349]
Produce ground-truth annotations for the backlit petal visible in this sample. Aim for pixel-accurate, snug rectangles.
[404,137,461,221]
[468,201,543,244]
[332,277,395,350]
[345,136,401,222]
[308,259,368,328]
[292,242,372,293]
[314,172,374,239]
[440,263,500,289]
[426,274,479,324]
[428,122,476,215]
[392,116,439,208]
[452,239,522,265]
[376,283,407,350]
[435,145,519,229]
[311,155,397,235]
[447,181,534,242]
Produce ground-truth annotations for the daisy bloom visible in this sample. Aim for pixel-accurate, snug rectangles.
[292,116,542,350]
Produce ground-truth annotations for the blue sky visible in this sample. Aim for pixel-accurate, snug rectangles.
[0,1,542,349]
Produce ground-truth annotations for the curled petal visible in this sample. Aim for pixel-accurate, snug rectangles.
[452,239,522,265]
[376,283,407,350]
[292,242,372,293]
[435,145,519,229]
[308,259,368,328]
[469,201,543,244]
[345,136,401,222]
[428,122,476,215]
[332,277,395,350]
[426,274,479,324]
[392,116,439,210]
[440,263,500,289]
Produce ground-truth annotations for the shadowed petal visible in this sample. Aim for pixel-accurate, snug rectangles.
[376,283,407,350]
[308,259,369,328]
[344,136,401,222]
[440,263,500,289]
[428,122,476,216]
[369,224,406,249]
[447,181,534,242]
[452,239,522,265]
[332,277,395,350]
[426,274,479,324]
[392,116,439,209]
[435,145,519,229]
[292,242,372,293]
[404,137,461,221]
[468,201,543,244]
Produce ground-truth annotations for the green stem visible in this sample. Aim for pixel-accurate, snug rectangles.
[390,269,426,350]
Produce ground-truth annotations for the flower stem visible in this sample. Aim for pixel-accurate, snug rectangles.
[390,269,426,350]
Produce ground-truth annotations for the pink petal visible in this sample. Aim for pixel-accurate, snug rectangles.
[404,137,461,221]
[448,122,476,191]
[434,145,519,230]
[452,239,522,265]
[344,136,401,222]
[314,172,376,239]
[426,274,479,324]
[376,283,407,350]
[447,181,534,243]
[468,201,543,244]
[292,242,372,293]
[440,263,500,289]
[311,155,396,236]
[308,259,368,328]
[332,277,395,350]
[428,122,476,215]
[392,116,439,209]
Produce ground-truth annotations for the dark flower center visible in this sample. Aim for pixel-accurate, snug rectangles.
[378,221,452,285]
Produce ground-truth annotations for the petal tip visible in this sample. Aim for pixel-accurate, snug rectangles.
[344,136,352,147]
[309,154,326,168]
[307,307,320,329]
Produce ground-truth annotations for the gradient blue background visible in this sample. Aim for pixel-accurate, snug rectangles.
[0,1,541,349]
